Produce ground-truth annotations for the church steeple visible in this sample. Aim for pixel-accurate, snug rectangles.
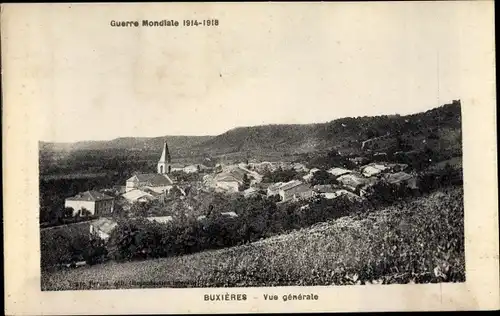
[157,140,171,174]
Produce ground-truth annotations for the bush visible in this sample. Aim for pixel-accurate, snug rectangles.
[310,170,338,186]
[262,167,301,183]
[108,188,405,263]
[418,164,463,193]
[97,170,462,265]
[84,236,108,265]
[40,222,91,269]
[41,187,465,290]
[307,150,356,170]
[364,181,415,205]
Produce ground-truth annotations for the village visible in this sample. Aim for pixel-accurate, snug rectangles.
[59,139,420,243]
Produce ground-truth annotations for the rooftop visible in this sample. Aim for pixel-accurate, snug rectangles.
[221,211,238,218]
[327,167,353,177]
[66,190,114,202]
[384,172,414,184]
[90,218,118,235]
[127,173,174,186]
[145,216,174,224]
[279,180,303,191]
[121,189,154,201]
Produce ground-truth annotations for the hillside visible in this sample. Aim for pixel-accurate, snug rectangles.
[40,100,462,160]
[40,135,213,154]
[191,100,462,157]
[42,186,464,290]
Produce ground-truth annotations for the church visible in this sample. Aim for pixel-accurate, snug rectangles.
[125,140,174,193]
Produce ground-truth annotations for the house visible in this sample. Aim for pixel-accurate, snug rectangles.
[249,161,275,173]
[384,172,418,189]
[214,172,243,193]
[267,182,283,196]
[145,216,174,224]
[292,163,309,173]
[390,163,409,172]
[197,164,212,172]
[362,165,385,177]
[337,173,376,192]
[289,185,315,202]
[278,180,313,202]
[112,185,127,194]
[183,164,199,173]
[327,167,352,177]
[309,168,321,174]
[170,163,186,172]
[243,187,258,198]
[220,211,238,218]
[121,189,155,203]
[211,166,258,193]
[361,163,407,177]
[65,190,114,216]
[126,140,175,192]
[89,217,118,241]
[237,164,263,183]
[141,187,167,201]
[142,185,173,195]
[321,189,351,200]
[302,168,321,182]
[125,173,173,192]
[313,184,337,193]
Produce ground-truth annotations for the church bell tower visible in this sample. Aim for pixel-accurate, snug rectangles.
[157,140,172,174]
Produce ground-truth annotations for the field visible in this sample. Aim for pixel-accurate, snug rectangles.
[41,186,464,290]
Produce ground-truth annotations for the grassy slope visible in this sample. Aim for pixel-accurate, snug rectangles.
[42,187,464,290]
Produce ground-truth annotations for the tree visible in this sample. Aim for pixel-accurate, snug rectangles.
[262,167,300,183]
[310,170,338,186]
[50,207,65,224]
[80,208,92,217]
[84,235,108,265]
[63,207,75,218]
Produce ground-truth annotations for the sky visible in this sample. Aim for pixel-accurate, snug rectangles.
[12,2,477,142]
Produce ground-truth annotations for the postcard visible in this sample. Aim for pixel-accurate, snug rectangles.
[2,1,498,314]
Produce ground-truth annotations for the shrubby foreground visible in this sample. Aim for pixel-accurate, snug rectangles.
[42,186,464,289]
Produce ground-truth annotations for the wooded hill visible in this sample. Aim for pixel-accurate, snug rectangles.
[191,100,461,157]
[40,100,462,168]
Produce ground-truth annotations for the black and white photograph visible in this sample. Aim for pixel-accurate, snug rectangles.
[3,1,498,314]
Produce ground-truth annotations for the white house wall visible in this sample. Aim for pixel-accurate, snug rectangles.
[125,180,137,192]
[216,181,240,193]
[65,200,96,216]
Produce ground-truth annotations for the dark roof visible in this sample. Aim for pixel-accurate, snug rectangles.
[170,163,185,168]
[66,190,114,202]
[128,173,174,186]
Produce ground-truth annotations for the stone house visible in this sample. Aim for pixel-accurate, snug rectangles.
[64,190,114,217]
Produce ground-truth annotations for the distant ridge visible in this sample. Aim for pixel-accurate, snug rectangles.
[40,135,213,152]
[40,100,462,158]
